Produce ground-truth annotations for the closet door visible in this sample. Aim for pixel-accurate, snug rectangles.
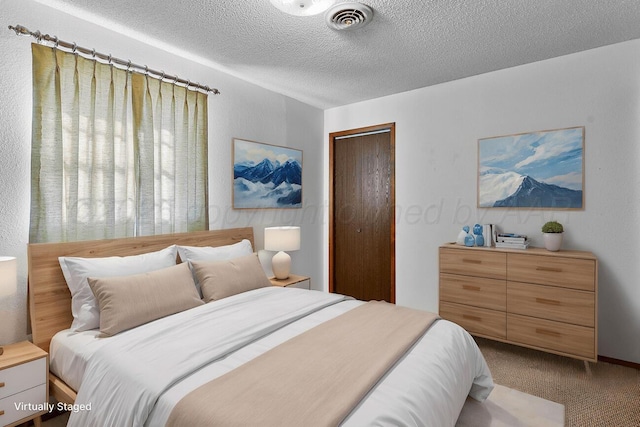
[330,124,395,302]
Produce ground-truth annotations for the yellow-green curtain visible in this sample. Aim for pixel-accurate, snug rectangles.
[30,44,208,243]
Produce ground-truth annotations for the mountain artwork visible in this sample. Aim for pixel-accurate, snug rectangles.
[233,139,303,209]
[478,127,584,209]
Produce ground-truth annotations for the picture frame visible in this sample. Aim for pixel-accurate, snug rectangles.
[232,138,303,209]
[478,126,584,209]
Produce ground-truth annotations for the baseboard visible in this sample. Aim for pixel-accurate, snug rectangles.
[598,355,640,369]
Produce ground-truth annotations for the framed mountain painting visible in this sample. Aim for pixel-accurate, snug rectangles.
[478,126,584,209]
[232,138,303,209]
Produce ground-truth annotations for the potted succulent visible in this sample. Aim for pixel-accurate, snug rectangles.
[541,221,564,251]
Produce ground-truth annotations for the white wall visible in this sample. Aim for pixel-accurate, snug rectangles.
[0,0,323,345]
[324,39,640,364]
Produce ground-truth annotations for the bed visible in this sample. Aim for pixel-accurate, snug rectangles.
[28,227,493,426]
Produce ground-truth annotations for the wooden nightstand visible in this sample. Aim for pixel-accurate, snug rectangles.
[270,274,311,290]
[0,341,48,427]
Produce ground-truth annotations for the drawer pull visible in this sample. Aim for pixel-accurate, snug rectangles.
[462,285,481,291]
[536,328,561,338]
[536,266,562,273]
[463,314,482,322]
[462,258,482,264]
[536,297,561,306]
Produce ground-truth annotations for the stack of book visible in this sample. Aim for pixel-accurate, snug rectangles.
[495,233,529,249]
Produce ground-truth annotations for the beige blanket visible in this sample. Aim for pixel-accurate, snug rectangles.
[166,300,439,427]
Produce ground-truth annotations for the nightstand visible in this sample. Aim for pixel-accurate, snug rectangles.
[270,274,311,290]
[0,341,48,427]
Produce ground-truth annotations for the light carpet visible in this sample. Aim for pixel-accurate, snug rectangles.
[456,383,564,427]
[476,337,640,427]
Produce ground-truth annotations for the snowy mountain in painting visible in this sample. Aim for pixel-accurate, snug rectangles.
[235,159,301,185]
[479,171,582,208]
[234,159,302,208]
[261,160,302,186]
[234,159,276,181]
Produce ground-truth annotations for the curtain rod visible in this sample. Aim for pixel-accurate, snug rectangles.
[8,24,220,95]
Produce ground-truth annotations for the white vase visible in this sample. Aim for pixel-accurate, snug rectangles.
[543,233,563,251]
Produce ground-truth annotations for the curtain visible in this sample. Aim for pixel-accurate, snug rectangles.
[30,44,208,243]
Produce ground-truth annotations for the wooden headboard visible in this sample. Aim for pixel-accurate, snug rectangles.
[28,227,254,353]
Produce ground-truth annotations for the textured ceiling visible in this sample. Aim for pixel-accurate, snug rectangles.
[37,0,640,109]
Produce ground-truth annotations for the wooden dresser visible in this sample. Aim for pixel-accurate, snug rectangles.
[439,243,598,362]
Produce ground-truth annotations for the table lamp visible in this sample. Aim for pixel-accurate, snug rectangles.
[0,256,17,356]
[264,226,300,279]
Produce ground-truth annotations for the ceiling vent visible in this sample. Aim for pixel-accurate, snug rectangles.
[325,2,373,31]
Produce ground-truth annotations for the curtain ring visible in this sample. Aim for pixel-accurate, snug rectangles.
[126,60,132,71]
[159,71,165,81]
[52,36,59,48]
[107,54,112,64]
[34,30,42,43]
[72,42,77,53]
[144,65,149,76]
[91,48,96,58]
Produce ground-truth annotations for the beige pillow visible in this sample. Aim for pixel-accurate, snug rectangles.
[191,253,272,302]
[88,262,204,336]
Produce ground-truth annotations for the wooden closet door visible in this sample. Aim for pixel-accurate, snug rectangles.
[331,124,395,302]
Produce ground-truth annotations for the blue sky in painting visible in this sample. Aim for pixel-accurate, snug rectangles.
[234,139,302,166]
[478,127,583,190]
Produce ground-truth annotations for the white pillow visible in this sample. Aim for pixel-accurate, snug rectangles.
[59,245,178,332]
[176,239,253,262]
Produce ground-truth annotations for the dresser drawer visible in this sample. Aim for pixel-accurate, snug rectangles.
[507,253,595,291]
[440,273,506,311]
[507,282,595,327]
[440,301,506,339]
[507,314,595,359]
[0,358,46,400]
[440,248,506,280]
[0,383,47,426]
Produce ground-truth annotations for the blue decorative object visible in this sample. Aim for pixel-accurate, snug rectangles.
[473,224,485,246]
[456,225,470,245]
[464,233,475,247]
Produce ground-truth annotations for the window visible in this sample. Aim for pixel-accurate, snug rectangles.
[30,44,208,242]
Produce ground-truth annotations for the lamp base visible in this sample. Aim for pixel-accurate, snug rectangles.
[272,251,292,279]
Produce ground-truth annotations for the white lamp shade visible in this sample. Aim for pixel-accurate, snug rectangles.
[264,226,301,252]
[269,0,336,16]
[0,257,17,298]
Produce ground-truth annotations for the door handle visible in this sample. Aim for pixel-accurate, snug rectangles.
[356,228,362,233]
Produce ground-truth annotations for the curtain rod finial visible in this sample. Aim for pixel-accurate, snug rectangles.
[9,25,31,36]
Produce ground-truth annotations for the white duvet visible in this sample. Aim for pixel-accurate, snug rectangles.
[58,287,493,427]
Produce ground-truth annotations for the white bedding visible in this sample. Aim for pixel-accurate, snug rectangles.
[54,287,493,427]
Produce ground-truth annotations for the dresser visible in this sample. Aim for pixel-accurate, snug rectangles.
[439,243,597,362]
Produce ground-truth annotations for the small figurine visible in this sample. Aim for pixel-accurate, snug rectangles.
[473,224,485,247]
[464,230,476,247]
[457,225,470,245]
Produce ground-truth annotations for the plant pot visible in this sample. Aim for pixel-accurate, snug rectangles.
[543,232,563,251]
